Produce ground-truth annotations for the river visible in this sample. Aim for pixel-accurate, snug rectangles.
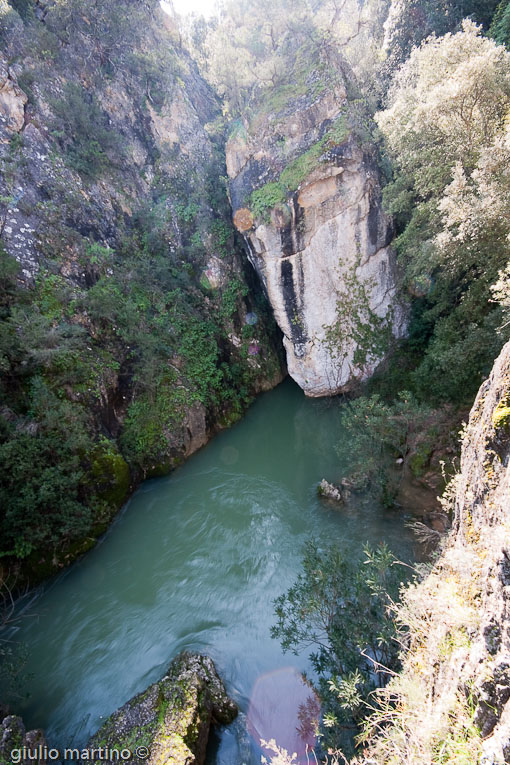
[9,379,417,763]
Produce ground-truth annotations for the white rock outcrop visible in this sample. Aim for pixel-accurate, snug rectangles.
[227,88,406,396]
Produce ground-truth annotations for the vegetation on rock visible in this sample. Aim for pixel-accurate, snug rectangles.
[272,541,404,757]
[377,20,510,404]
[336,391,432,506]
[2,0,510,762]
[0,0,283,579]
[87,652,238,765]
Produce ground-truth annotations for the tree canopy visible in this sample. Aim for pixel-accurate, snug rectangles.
[377,21,510,401]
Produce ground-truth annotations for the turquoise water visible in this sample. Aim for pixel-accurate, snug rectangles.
[10,379,417,762]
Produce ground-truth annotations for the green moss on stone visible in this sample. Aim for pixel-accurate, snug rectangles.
[87,653,237,764]
[248,111,351,220]
[279,140,325,190]
[90,444,131,507]
[250,182,286,220]
[492,396,510,431]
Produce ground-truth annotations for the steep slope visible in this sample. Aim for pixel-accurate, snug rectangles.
[226,63,406,397]
[362,340,510,764]
[0,0,284,580]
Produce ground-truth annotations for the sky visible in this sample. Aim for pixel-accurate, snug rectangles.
[160,0,218,18]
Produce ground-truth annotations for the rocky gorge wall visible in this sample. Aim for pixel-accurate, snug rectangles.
[226,69,406,397]
[0,0,284,580]
[362,340,510,764]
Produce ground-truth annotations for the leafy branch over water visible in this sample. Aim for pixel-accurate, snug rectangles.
[272,540,405,755]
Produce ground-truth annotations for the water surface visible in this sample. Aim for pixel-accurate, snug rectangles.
[11,379,416,762]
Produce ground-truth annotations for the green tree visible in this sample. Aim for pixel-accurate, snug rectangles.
[337,392,431,505]
[0,379,95,559]
[377,22,510,402]
[272,541,404,752]
[384,0,501,69]
[491,0,510,47]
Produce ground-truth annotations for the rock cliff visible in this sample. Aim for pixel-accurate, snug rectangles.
[362,340,510,764]
[0,0,284,580]
[226,68,406,396]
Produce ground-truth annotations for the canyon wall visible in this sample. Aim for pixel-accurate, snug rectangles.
[0,0,284,579]
[363,340,510,764]
[226,70,406,396]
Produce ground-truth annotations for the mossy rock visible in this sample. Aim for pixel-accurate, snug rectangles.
[90,444,131,508]
[0,716,46,765]
[87,653,238,765]
[492,396,510,432]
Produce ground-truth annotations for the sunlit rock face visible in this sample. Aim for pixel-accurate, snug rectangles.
[0,57,28,140]
[88,653,238,765]
[226,78,406,396]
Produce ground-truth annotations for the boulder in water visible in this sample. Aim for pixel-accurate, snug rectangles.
[0,715,46,765]
[87,652,238,765]
[317,479,344,503]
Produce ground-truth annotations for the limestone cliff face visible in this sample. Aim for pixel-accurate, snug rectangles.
[226,77,406,396]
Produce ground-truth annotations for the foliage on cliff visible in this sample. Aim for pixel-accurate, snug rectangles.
[0,0,282,576]
[377,20,510,404]
[337,392,432,506]
[188,0,390,115]
[272,541,404,757]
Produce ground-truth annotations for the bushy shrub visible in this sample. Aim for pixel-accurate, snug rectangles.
[272,540,404,754]
[50,83,123,177]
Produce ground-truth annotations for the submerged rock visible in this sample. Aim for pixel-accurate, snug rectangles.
[87,653,238,765]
